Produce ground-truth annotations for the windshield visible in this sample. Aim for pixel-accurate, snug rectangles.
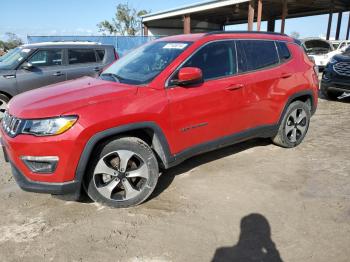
[0,48,17,62]
[0,47,31,70]
[332,43,340,49]
[100,41,191,85]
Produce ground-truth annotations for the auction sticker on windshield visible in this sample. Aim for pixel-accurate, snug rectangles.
[163,43,188,49]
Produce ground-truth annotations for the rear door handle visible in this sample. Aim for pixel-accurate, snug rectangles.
[281,73,292,78]
[52,71,64,76]
[226,84,244,91]
[93,67,101,72]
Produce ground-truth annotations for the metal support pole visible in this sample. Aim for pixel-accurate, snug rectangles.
[335,12,342,40]
[257,0,263,31]
[248,0,255,31]
[346,13,350,40]
[267,18,275,32]
[281,0,288,34]
[184,14,191,34]
[326,12,333,40]
[143,24,148,36]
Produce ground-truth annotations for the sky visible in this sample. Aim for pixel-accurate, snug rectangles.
[1,0,349,41]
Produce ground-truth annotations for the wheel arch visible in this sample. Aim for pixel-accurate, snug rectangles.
[278,90,316,126]
[75,122,172,185]
[0,91,12,100]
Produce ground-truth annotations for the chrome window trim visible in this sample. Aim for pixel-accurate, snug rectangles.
[165,38,294,88]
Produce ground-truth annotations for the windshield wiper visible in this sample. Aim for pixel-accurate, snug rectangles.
[100,73,124,83]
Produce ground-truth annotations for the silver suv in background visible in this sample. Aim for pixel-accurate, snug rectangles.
[0,42,118,117]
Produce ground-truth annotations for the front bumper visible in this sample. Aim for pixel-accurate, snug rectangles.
[321,79,350,92]
[10,161,80,195]
[0,124,85,197]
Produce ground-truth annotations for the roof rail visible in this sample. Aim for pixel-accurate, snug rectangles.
[205,31,289,37]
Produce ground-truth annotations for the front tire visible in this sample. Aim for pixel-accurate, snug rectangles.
[0,93,10,119]
[84,137,159,208]
[272,101,311,148]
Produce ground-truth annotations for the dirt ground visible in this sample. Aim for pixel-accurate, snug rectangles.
[0,96,349,262]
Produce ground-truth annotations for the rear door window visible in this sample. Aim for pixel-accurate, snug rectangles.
[183,40,236,80]
[236,40,279,73]
[68,49,97,64]
[28,49,63,67]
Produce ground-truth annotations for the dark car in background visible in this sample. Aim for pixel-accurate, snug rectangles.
[321,46,350,100]
[0,42,118,117]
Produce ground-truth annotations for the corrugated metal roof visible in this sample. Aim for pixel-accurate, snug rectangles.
[142,0,248,22]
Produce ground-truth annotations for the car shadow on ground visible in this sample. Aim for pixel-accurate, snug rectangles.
[211,213,283,262]
[318,90,350,103]
[149,138,271,202]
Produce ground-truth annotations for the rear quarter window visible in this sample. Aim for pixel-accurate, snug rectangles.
[276,42,291,62]
[96,49,105,61]
[237,40,279,73]
[68,49,96,64]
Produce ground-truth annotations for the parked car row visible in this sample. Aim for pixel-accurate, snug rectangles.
[301,38,350,71]
[0,41,118,117]
[299,37,350,99]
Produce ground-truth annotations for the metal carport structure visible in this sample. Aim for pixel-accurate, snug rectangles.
[141,0,350,40]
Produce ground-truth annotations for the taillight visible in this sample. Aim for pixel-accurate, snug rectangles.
[307,56,319,76]
[114,49,119,60]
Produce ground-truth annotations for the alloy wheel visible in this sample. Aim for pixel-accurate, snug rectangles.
[93,150,149,201]
[285,108,308,143]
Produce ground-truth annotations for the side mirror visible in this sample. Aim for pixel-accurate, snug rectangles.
[22,62,33,70]
[340,46,348,52]
[176,67,203,86]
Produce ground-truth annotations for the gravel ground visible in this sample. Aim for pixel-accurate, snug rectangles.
[0,96,349,262]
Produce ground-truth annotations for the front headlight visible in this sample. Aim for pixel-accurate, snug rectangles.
[329,57,338,64]
[22,116,78,136]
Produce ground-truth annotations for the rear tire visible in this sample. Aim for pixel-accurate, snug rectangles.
[84,137,159,208]
[272,101,311,148]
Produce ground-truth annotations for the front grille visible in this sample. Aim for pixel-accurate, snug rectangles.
[2,111,22,137]
[333,62,350,77]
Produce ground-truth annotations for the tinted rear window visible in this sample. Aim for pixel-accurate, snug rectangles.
[237,40,279,73]
[68,49,96,64]
[277,42,291,61]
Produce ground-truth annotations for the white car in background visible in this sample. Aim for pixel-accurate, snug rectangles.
[331,40,350,50]
[301,38,334,70]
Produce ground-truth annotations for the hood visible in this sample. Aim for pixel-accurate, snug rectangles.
[9,76,138,118]
[302,38,333,55]
[333,53,350,62]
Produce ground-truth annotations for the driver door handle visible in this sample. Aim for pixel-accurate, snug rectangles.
[52,71,64,76]
[226,84,244,91]
[281,73,292,78]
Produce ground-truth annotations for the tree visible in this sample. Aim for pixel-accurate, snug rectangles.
[97,3,149,36]
[290,31,300,39]
[1,32,23,51]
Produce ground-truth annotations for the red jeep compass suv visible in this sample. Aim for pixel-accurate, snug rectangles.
[1,32,318,208]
